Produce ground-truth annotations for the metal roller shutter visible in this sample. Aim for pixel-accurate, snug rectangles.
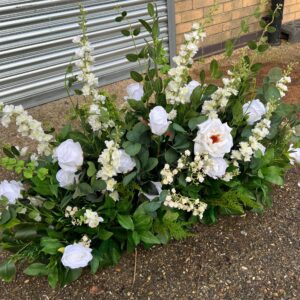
[0,0,175,107]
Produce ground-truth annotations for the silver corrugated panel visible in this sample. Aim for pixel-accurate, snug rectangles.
[0,0,172,107]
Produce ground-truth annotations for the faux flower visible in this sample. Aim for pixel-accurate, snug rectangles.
[117,150,136,174]
[56,169,78,188]
[194,118,233,157]
[289,144,300,165]
[204,157,228,179]
[149,106,171,136]
[0,180,23,204]
[84,209,104,228]
[243,99,267,125]
[54,139,84,172]
[124,83,144,101]
[143,182,162,201]
[61,244,93,269]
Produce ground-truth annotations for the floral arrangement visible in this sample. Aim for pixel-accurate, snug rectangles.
[0,3,299,287]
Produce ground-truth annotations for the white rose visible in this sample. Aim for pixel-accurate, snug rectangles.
[143,182,162,201]
[61,244,93,269]
[185,80,200,102]
[124,83,144,101]
[204,157,228,179]
[194,118,233,158]
[289,144,300,165]
[149,106,171,136]
[56,169,78,188]
[117,150,136,174]
[0,180,23,204]
[243,99,267,125]
[54,139,84,172]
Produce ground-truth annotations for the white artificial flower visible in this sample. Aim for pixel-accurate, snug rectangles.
[168,109,177,120]
[257,143,266,155]
[149,106,171,136]
[185,80,200,102]
[289,144,300,165]
[143,182,162,201]
[109,191,120,202]
[204,157,228,179]
[72,36,81,44]
[61,244,93,269]
[117,150,136,174]
[0,180,23,204]
[54,139,84,172]
[194,118,233,158]
[56,169,78,188]
[124,83,144,101]
[84,209,104,228]
[243,99,267,125]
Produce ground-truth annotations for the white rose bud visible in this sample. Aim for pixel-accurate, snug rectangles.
[124,83,144,101]
[117,150,136,174]
[143,182,162,201]
[61,244,93,269]
[56,169,78,188]
[0,180,23,204]
[54,139,84,172]
[289,144,300,165]
[243,99,267,125]
[149,106,171,136]
[205,157,228,179]
[194,118,233,158]
[185,80,200,102]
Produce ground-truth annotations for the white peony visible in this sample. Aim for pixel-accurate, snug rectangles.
[194,118,233,157]
[143,182,162,201]
[204,157,228,179]
[243,99,267,125]
[289,144,300,165]
[124,83,144,101]
[185,80,200,102]
[117,150,136,174]
[0,180,23,204]
[54,139,84,172]
[61,244,93,269]
[56,169,78,188]
[149,106,171,136]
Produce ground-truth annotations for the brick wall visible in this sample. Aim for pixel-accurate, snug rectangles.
[175,0,300,50]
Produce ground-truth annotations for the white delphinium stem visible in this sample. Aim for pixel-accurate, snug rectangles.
[202,72,240,118]
[165,22,207,105]
[164,189,207,219]
[0,103,52,156]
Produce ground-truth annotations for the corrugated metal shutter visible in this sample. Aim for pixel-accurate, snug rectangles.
[0,0,172,107]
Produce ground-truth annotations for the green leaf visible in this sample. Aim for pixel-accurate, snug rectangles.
[14,226,37,240]
[24,263,48,276]
[41,237,64,255]
[241,19,249,33]
[0,260,16,282]
[127,99,146,113]
[130,71,143,82]
[126,54,138,62]
[164,148,179,164]
[124,142,141,156]
[92,180,106,191]
[188,116,207,130]
[147,3,155,17]
[140,231,160,245]
[123,171,137,186]
[78,183,93,195]
[117,214,134,230]
[172,123,186,133]
[247,40,257,50]
[133,27,141,36]
[225,40,234,57]
[199,70,205,85]
[131,231,140,246]
[43,201,56,210]
[139,19,152,33]
[262,166,283,185]
[98,228,113,240]
[62,268,82,286]
[121,29,130,36]
[48,267,59,288]
[87,161,96,177]
[144,157,158,172]
[258,44,269,53]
